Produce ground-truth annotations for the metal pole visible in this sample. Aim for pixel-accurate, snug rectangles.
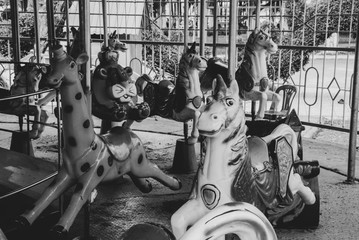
[256,0,261,28]
[213,0,218,56]
[184,0,188,47]
[33,0,41,63]
[102,0,108,47]
[228,0,238,76]
[199,0,206,55]
[347,13,359,183]
[10,0,20,72]
[46,0,55,59]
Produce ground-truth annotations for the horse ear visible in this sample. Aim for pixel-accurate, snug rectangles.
[229,76,239,96]
[113,30,117,37]
[76,53,89,65]
[213,74,226,98]
[189,42,196,52]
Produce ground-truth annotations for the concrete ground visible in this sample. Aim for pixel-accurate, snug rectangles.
[0,112,359,239]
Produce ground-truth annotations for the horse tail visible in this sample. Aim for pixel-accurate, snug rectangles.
[180,202,277,240]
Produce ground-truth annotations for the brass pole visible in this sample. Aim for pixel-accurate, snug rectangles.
[228,0,238,77]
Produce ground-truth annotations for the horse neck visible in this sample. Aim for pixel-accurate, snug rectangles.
[246,48,268,82]
[60,79,95,160]
[179,64,202,98]
[202,127,248,182]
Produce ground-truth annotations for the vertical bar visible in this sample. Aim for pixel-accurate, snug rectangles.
[65,0,71,53]
[102,0,108,47]
[79,0,91,106]
[213,0,218,56]
[199,0,206,55]
[255,0,260,28]
[184,0,188,47]
[55,90,63,214]
[10,0,20,72]
[47,0,55,59]
[347,13,359,183]
[34,0,41,63]
[228,0,237,76]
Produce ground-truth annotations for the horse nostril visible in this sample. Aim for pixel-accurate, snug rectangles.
[212,114,218,120]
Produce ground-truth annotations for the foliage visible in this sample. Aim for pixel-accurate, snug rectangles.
[141,29,182,78]
[268,0,358,81]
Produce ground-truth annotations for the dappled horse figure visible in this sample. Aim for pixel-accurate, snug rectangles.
[136,42,207,144]
[92,30,150,128]
[0,64,51,139]
[235,28,281,119]
[171,75,319,239]
[13,46,181,239]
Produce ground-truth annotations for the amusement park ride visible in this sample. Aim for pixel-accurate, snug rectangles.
[0,1,322,240]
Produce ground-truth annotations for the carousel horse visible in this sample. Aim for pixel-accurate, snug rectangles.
[13,46,181,239]
[0,64,51,139]
[92,31,149,128]
[171,75,318,239]
[135,42,207,144]
[200,28,281,119]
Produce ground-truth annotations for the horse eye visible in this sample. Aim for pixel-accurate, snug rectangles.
[206,96,213,104]
[226,98,234,106]
[70,62,76,68]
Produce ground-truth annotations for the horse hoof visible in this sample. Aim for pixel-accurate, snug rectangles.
[171,176,182,190]
[29,129,39,139]
[49,225,68,240]
[293,160,320,179]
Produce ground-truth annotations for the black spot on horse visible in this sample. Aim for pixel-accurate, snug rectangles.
[97,165,104,177]
[138,154,143,164]
[68,137,77,147]
[75,92,82,100]
[83,119,90,128]
[81,162,90,172]
[108,156,113,166]
[64,105,73,113]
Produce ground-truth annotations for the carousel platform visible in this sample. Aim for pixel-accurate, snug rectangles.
[0,113,358,239]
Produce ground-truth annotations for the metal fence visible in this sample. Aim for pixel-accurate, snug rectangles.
[0,0,358,165]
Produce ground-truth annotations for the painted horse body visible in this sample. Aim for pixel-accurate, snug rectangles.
[171,75,316,239]
[0,64,51,139]
[136,42,207,144]
[15,46,181,239]
[200,28,281,119]
[92,31,150,127]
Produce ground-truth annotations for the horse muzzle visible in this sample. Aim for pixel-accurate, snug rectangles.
[47,73,64,88]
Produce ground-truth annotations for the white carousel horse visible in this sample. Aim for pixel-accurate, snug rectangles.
[14,46,181,239]
[171,75,316,239]
[136,42,207,144]
[235,28,281,119]
[0,64,51,139]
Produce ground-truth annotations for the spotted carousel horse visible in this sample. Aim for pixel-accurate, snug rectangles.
[92,31,149,128]
[136,42,207,144]
[171,75,318,239]
[201,28,281,119]
[0,64,51,139]
[13,46,181,239]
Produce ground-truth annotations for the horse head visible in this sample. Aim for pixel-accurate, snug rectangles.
[102,30,128,52]
[246,28,278,54]
[47,45,89,88]
[180,42,207,73]
[12,64,48,93]
[198,75,246,139]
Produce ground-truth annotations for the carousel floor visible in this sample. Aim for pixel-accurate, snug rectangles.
[0,114,358,239]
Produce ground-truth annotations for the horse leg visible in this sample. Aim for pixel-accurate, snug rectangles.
[244,90,267,119]
[51,163,107,236]
[173,108,199,144]
[171,199,207,239]
[129,147,181,190]
[288,170,316,205]
[38,109,49,137]
[21,168,75,226]
[128,173,153,193]
[266,91,281,111]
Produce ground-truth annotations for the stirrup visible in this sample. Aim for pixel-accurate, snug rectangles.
[293,160,320,179]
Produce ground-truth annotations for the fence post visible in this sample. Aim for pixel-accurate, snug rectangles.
[347,14,359,183]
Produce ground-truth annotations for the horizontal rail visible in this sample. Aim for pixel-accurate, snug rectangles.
[0,89,55,102]
[0,172,58,201]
